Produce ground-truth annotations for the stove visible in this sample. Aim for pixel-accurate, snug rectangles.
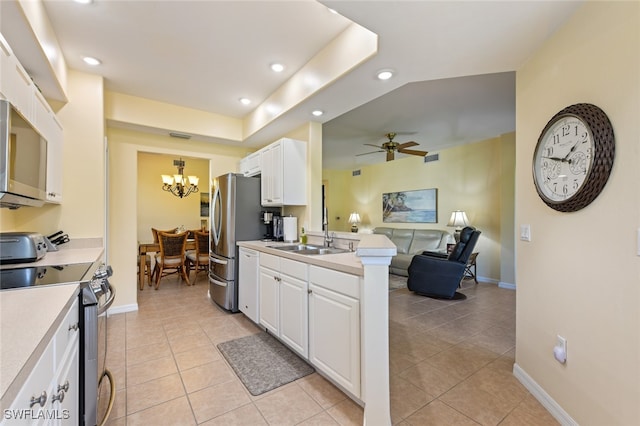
[0,262,95,290]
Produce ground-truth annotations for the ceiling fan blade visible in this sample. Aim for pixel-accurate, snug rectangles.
[364,143,384,149]
[398,148,429,157]
[386,151,395,161]
[356,150,384,157]
[397,141,418,149]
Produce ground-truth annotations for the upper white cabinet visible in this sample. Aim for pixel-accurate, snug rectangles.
[240,151,261,177]
[261,138,307,206]
[45,114,64,203]
[0,34,33,115]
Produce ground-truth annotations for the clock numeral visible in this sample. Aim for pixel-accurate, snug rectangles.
[553,134,560,145]
[562,125,570,137]
[545,146,553,157]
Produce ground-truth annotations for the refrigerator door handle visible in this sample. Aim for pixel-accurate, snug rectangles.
[209,276,228,287]
[209,256,228,265]
[211,185,222,247]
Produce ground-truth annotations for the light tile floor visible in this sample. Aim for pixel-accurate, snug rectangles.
[102,273,558,425]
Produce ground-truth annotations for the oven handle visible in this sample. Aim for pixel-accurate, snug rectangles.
[209,275,228,287]
[97,284,116,316]
[209,256,228,265]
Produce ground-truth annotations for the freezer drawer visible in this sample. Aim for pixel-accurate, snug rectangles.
[209,254,235,281]
[209,273,238,312]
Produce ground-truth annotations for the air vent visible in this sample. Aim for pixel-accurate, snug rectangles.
[424,153,439,163]
[169,132,192,139]
[352,169,361,176]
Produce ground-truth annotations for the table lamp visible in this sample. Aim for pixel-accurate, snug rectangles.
[348,212,361,233]
[447,210,469,242]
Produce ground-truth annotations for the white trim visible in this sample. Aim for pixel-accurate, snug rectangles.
[513,363,577,426]
[498,281,516,290]
[108,303,138,315]
[477,275,499,284]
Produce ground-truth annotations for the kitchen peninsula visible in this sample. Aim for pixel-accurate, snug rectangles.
[238,233,396,425]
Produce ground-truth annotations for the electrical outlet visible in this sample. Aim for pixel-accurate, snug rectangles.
[520,224,531,242]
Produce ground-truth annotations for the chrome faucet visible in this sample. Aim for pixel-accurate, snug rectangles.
[323,208,333,248]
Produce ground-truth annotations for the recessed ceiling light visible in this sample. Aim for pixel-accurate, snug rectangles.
[239,97,251,105]
[311,110,324,117]
[376,69,394,80]
[270,63,284,73]
[83,56,101,66]
[74,0,93,4]
[327,7,338,14]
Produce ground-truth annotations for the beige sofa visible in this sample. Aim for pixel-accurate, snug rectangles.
[373,227,454,276]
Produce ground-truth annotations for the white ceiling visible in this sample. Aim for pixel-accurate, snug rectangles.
[14,0,582,169]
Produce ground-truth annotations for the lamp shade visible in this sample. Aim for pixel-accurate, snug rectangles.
[348,212,361,224]
[447,210,469,228]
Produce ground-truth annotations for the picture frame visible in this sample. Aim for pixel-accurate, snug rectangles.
[382,188,438,223]
[200,192,210,217]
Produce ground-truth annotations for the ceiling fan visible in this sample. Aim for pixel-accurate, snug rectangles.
[357,132,428,161]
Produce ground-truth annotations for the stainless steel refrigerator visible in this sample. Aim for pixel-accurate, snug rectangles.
[209,173,263,311]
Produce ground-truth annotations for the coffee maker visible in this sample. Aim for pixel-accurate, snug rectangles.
[260,209,281,240]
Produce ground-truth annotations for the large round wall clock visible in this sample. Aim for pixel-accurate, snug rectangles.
[532,103,615,212]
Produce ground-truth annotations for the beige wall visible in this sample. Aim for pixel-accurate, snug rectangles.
[323,134,515,283]
[0,70,105,239]
[515,2,639,424]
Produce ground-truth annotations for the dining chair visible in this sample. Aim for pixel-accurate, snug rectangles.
[154,230,190,289]
[186,230,209,283]
[137,253,152,290]
[151,227,178,243]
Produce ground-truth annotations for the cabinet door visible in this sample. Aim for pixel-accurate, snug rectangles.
[260,142,282,206]
[279,273,308,358]
[309,284,360,397]
[45,114,64,203]
[0,35,33,117]
[258,266,279,335]
[50,337,79,425]
[238,248,259,323]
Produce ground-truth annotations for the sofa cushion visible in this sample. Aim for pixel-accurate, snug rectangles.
[409,229,449,254]
[390,229,414,254]
[372,227,394,240]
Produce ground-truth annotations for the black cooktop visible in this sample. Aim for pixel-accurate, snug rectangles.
[0,262,94,290]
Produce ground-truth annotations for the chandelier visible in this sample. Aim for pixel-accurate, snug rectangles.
[161,158,199,198]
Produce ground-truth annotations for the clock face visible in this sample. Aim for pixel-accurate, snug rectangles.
[533,114,594,204]
[532,103,615,212]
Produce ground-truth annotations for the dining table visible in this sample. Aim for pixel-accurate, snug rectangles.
[138,239,197,290]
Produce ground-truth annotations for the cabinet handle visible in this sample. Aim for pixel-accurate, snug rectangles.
[51,390,65,403]
[30,391,47,408]
[308,289,312,294]
[57,380,69,393]
[68,323,79,331]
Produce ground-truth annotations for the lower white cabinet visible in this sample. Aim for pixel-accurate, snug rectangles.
[238,248,260,323]
[258,253,308,358]
[308,265,361,398]
[6,298,79,425]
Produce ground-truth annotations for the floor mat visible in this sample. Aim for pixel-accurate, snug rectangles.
[217,331,314,396]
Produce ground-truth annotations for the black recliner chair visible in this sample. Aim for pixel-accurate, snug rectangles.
[407,226,481,300]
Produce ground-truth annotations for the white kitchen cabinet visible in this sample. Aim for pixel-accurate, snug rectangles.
[261,138,307,206]
[258,253,308,358]
[6,298,80,425]
[240,151,261,177]
[0,34,33,116]
[45,114,63,203]
[308,266,361,398]
[238,247,260,323]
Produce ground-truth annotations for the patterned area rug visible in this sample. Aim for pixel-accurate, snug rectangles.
[217,331,314,396]
[389,274,407,290]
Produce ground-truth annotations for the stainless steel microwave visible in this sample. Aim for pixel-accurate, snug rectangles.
[0,100,47,208]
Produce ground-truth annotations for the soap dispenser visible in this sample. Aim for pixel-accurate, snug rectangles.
[300,227,307,244]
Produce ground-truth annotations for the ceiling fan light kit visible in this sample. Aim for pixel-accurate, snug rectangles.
[357,132,429,161]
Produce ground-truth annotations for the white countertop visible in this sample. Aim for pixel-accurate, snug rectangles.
[238,234,396,276]
[0,239,104,407]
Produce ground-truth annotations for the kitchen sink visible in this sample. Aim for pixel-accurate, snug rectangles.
[267,244,349,255]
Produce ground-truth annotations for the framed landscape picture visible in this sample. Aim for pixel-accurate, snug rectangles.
[383,188,438,223]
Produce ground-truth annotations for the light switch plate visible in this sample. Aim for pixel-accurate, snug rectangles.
[520,224,531,242]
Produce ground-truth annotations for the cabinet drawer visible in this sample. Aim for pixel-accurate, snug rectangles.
[309,266,360,299]
[281,258,307,281]
[55,299,80,364]
[260,252,280,270]
[9,338,55,415]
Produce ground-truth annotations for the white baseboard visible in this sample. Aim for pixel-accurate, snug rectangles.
[499,281,516,290]
[108,303,138,315]
[513,363,577,426]
[477,275,499,284]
